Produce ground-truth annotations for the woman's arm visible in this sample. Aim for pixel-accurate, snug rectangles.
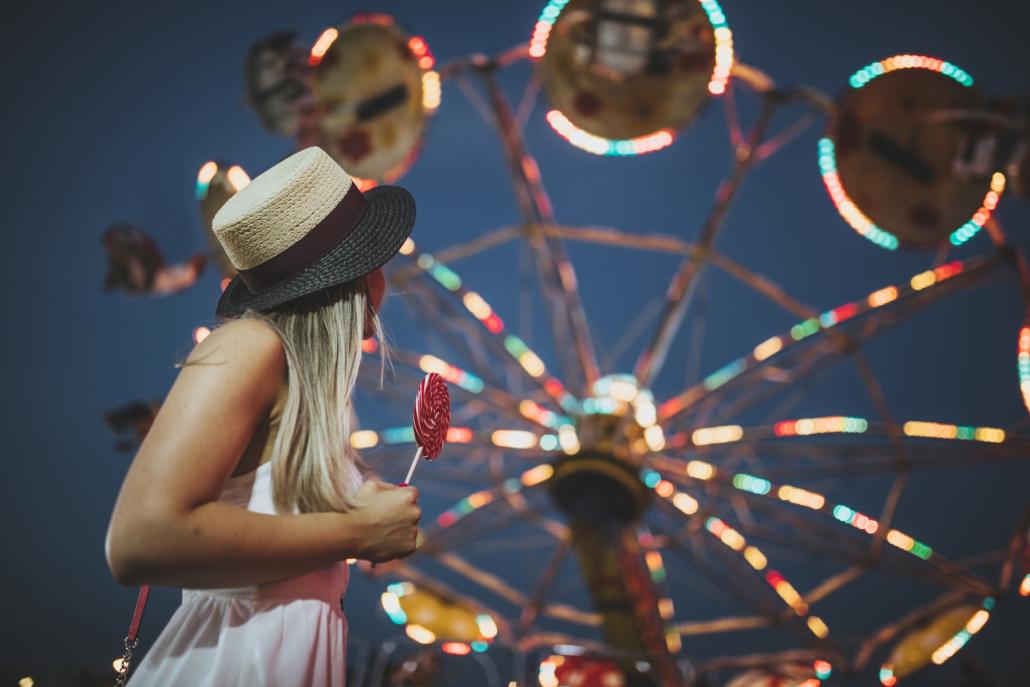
[104,318,418,588]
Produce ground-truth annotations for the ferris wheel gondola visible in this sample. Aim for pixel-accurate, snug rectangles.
[101,222,207,296]
[531,0,733,156]
[819,55,1008,250]
[301,14,440,185]
[244,30,313,137]
[195,159,251,278]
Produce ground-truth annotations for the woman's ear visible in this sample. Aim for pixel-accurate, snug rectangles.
[366,268,386,311]
[363,268,386,340]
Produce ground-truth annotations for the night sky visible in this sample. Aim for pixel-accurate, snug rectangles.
[3,1,1030,685]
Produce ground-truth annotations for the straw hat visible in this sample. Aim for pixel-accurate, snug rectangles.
[213,146,414,318]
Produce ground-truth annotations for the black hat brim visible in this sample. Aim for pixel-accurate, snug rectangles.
[215,185,415,318]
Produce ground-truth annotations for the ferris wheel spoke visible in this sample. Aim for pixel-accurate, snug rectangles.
[661,415,1018,451]
[669,261,1004,429]
[403,261,550,394]
[722,77,746,149]
[657,526,783,623]
[531,229,828,352]
[543,224,698,256]
[850,349,910,467]
[634,98,779,389]
[468,533,559,553]
[650,494,847,658]
[540,225,833,326]
[376,500,528,581]
[535,605,603,628]
[401,476,561,567]
[649,455,996,596]
[653,426,1027,479]
[435,552,530,609]
[517,535,573,636]
[383,292,506,396]
[420,225,522,266]
[516,63,542,129]
[672,614,774,637]
[541,232,821,371]
[479,68,600,390]
[659,252,1007,427]
[683,269,713,390]
[602,296,665,373]
[650,448,1018,596]
[753,109,821,161]
[726,442,1028,480]
[801,565,865,607]
[653,513,840,659]
[677,336,843,432]
[740,517,990,598]
[436,515,556,578]
[451,70,501,130]
[436,42,530,82]
[704,249,822,322]
[392,274,522,391]
[389,242,581,414]
[657,475,879,572]
[650,503,809,622]
[739,498,992,597]
[657,448,997,577]
[851,350,905,450]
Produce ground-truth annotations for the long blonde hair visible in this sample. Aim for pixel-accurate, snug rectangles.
[240,280,386,515]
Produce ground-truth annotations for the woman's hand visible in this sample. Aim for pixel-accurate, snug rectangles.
[351,481,421,563]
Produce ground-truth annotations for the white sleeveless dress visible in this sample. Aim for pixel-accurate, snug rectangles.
[126,460,350,686]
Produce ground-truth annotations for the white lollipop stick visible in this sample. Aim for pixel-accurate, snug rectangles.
[401,446,423,486]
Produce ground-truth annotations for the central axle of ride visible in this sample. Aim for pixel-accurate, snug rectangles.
[546,374,680,686]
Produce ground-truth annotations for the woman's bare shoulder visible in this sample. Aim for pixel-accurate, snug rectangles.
[111,318,286,523]
[186,318,285,373]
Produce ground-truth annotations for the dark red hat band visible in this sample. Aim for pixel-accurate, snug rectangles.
[237,182,368,293]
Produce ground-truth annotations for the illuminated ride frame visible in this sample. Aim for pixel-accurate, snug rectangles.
[228,6,1030,687]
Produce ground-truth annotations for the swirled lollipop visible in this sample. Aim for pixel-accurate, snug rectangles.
[401,372,450,485]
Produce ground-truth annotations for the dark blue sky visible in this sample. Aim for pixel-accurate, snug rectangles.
[3,1,1029,684]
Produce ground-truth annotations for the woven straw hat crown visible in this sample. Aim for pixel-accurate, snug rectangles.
[213,147,354,271]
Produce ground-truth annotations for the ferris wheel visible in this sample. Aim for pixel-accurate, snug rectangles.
[324,3,1024,685]
[108,1,1030,685]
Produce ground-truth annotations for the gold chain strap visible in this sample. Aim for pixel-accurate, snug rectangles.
[113,635,139,686]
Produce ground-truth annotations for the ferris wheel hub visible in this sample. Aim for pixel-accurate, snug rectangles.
[547,374,662,524]
[549,451,651,525]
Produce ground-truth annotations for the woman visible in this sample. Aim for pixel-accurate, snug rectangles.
[105,146,420,685]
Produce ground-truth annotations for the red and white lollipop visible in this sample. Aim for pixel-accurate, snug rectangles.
[401,372,450,485]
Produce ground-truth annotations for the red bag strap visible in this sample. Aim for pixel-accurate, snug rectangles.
[127,585,151,641]
[114,585,151,686]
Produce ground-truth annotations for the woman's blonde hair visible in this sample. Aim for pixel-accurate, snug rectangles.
[240,279,386,515]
